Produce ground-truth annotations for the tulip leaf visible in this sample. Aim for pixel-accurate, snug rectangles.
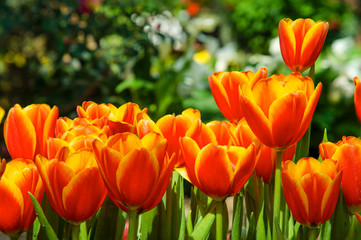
[231,193,243,240]
[93,197,121,240]
[28,192,58,240]
[256,201,266,240]
[170,172,186,240]
[188,207,216,240]
[246,212,256,240]
[140,206,160,240]
[32,217,41,240]
[319,219,331,240]
[331,189,351,240]
[186,210,194,237]
[115,210,128,240]
[318,128,328,162]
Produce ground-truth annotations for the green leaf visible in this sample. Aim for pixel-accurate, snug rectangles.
[186,210,194,237]
[331,189,351,240]
[93,197,121,240]
[246,212,256,240]
[189,207,216,240]
[256,203,266,240]
[32,217,41,240]
[231,193,243,240]
[140,206,160,240]
[28,192,58,240]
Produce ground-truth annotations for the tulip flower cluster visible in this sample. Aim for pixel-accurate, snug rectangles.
[1,17,361,240]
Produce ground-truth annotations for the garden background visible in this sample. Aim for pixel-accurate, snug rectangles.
[1,0,361,170]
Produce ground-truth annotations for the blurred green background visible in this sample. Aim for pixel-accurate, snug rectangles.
[1,0,361,157]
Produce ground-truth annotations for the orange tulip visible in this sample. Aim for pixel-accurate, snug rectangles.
[35,147,107,223]
[319,136,361,213]
[0,158,44,233]
[155,108,202,168]
[209,68,267,124]
[232,119,295,183]
[282,157,342,227]
[278,18,329,73]
[180,136,257,200]
[4,104,58,160]
[354,77,361,124]
[240,72,322,150]
[92,132,176,213]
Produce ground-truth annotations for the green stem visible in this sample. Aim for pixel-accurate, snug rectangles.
[307,227,319,240]
[272,150,284,240]
[165,178,173,239]
[216,201,223,240]
[71,223,80,240]
[127,210,139,240]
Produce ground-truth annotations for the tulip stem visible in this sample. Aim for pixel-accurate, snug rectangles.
[307,227,319,240]
[127,210,138,240]
[272,149,284,240]
[71,223,80,240]
[216,200,223,240]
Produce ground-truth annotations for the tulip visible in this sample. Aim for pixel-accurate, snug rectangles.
[319,136,361,213]
[279,18,329,73]
[155,108,202,168]
[35,147,107,223]
[232,119,295,184]
[240,72,322,150]
[0,158,44,233]
[0,107,4,123]
[179,136,257,200]
[354,77,361,124]
[209,68,267,124]
[92,132,176,213]
[4,104,58,160]
[282,157,342,227]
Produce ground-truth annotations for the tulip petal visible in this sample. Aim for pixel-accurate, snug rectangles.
[279,20,296,71]
[141,154,176,212]
[241,95,274,147]
[4,105,36,159]
[333,144,361,213]
[63,168,106,222]
[209,74,233,122]
[300,22,328,70]
[281,170,309,225]
[299,173,330,225]
[0,178,24,233]
[116,148,159,209]
[299,83,322,139]
[194,144,233,198]
[231,145,256,194]
[180,137,201,186]
[321,171,342,222]
[269,91,307,148]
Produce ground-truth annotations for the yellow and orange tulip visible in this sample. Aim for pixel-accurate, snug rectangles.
[232,119,295,184]
[4,104,58,160]
[354,77,361,124]
[35,147,107,223]
[180,136,257,200]
[278,18,329,73]
[240,72,322,150]
[208,68,267,124]
[0,159,44,233]
[92,132,176,213]
[282,157,342,227]
[319,136,361,213]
